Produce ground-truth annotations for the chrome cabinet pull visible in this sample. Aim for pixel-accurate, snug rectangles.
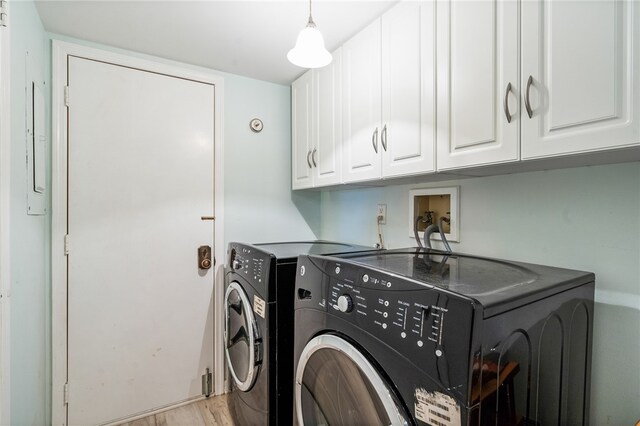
[372,128,379,153]
[524,75,534,118]
[503,82,513,123]
[381,124,388,151]
[311,148,317,167]
[306,150,312,168]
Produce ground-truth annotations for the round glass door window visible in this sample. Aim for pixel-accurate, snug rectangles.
[295,334,408,426]
[225,281,261,391]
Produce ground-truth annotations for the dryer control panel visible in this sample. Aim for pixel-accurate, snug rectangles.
[227,242,275,296]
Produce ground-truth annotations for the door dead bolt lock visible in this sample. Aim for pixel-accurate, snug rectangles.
[198,245,212,270]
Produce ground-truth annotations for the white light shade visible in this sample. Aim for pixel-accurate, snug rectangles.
[287,23,332,69]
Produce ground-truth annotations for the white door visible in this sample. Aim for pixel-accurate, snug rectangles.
[313,47,342,187]
[292,70,314,189]
[521,0,640,159]
[381,1,435,178]
[436,0,519,170]
[67,57,215,425]
[342,19,382,183]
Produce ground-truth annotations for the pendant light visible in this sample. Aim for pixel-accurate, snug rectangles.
[287,0,332,68]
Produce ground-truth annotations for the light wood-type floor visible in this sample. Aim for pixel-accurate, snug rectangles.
[120,394,234,426]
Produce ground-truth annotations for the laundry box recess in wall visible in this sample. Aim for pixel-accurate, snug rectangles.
[409,187,459,242]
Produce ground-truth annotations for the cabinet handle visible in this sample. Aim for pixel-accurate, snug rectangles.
[311,148,317,167]
[381,125,388,151]
[306,150,312,168]
[372,128,379,153]
[503,82,512,123]
[524,75,534,118]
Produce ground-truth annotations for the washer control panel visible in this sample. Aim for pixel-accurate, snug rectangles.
[328,272,453,351]
[297,254,475,396]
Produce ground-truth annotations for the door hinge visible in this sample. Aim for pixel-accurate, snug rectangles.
[0,1,7,27]
[64,86,70,107]
[64,234,70,255]
[63,382,69,405]
[201,368,212,397]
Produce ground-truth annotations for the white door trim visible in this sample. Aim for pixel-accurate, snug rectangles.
[0,6,11,425]
[51,40,225,426]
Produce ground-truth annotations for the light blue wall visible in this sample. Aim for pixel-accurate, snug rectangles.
[10,2,51,425]
[223,76,320,244]
[320,162,640,424]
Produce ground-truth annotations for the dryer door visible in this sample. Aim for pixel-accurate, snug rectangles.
[295,334,409,426]
[224,281,261,392]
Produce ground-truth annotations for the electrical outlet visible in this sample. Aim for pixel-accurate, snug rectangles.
[377,204,387,224]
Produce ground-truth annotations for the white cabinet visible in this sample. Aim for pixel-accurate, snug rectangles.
[342,18,382,183]
[521,0,640,158]
[437,0,639,168]
[291,70,313,189]
[343,1,436,183]
[436,0,519,171]
[313,48,343,187]
[382,2,436,178]
[294,0,640,188]
[291,50,343,190]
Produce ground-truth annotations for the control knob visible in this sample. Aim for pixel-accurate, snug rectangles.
[337,294,354,313]
[229,248,240,270]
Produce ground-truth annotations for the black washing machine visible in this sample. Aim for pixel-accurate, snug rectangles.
[293,248,594,426]
[223,241,380,426]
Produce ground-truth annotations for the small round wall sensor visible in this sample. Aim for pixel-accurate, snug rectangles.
[250,118,263,133]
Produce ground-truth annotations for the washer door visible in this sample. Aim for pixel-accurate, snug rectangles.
[295,334,409,426]
[224,281,261,392]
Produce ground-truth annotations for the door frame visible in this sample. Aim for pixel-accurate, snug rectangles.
[51,41,225,425]
[0,6,11,425]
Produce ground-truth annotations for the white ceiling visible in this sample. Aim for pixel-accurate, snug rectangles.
[35,0,399,85]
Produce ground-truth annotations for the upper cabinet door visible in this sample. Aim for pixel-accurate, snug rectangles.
[313,48,342,187]
[381,1,436,178]
[436,0,519,170]
[291,71,314,190]
[342,19,382,183]
[521,0,640,159]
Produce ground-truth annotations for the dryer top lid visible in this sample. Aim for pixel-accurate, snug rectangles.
[239,240,380,263]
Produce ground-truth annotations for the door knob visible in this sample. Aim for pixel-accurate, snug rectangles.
[198,245,212,270]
